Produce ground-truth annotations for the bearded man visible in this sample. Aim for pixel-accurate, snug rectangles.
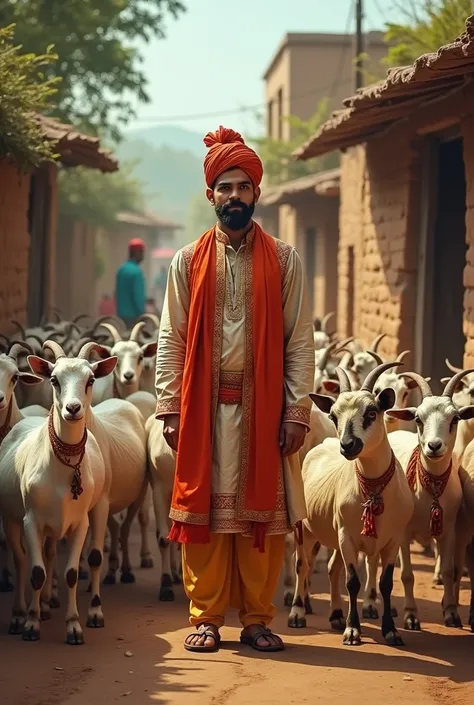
[155,126,315,654]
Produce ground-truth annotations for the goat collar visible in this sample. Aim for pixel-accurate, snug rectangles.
[356,452,396,539]
[0,399,13,444]
[48,410,87,500]
[406,445,452,537]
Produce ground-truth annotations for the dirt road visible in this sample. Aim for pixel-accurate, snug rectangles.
[1,533,474,705]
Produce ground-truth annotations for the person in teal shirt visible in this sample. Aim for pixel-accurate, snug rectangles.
[115,238,146,327]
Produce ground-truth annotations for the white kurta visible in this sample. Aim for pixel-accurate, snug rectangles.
[155,224,315,534]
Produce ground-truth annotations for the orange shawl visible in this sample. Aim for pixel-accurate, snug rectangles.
[168,223,284,551]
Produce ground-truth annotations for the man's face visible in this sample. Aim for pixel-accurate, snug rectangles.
[130,246,144,263]
[207,168,261,231]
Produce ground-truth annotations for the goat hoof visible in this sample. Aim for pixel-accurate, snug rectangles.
[391,606,398,618]
[404,614,421,631]
[22,625,40,641]
[384,629,404,647]
[159,586,175,602]
[120,570,136,584]
[469,618,474,633]
[329,609,345,632]
[78,569,89,581]
[432,575,443,586]
[87,613,104,629]
[66,627,85,645]
[362,605,379,620]
[8,617,25,635]
[172,572,182,585]
[140,556,154,569]
[444,612,462,629]
[304,596,313,615]
[283,592,294,607]
[49,595,60,609]
[40,608,52,621]
[343,627,361,646]
[103,573,116,585]
[288,613,306,629]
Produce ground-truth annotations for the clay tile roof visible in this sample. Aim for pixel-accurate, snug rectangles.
[294,15,474,160]
[259,168,340,207]
[35,114,118,172]
[116,210,183,229]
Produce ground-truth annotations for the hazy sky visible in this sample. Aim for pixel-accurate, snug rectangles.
[128,0,393,137]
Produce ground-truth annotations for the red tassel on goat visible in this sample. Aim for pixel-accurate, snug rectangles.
[167,521,210,545]
[429,501,443,538]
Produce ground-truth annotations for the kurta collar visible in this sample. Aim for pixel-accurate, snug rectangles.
[215,222,255,246]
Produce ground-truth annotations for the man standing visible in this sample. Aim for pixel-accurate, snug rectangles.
[155,127,314,654]
[115,238,146,328]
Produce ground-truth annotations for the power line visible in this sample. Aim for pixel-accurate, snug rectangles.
[132,75,355,124]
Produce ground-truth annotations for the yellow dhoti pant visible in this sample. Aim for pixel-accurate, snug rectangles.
[182,533,286,629]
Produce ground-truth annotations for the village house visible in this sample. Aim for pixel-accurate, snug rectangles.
[294,16,474,390]
[0,113,117,334]
[258,30,388,323]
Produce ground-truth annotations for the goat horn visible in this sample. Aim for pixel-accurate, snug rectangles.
[335,366,352,394]
[43,340,66,360]
[77,342,111,360]
[73,313,91,325]
[396,350,410,363]
[8,341,34,361]
[10,320,26,340]
[400,372,433,398]
[317,339,341,372]
[361,361,403,393]
[138,313,161,329]
[25,334,45,346]
[445,358,463,374]
[129,320,146,342]
[66,322,82,337]
[443,369,474,399]
[367,350,383,365]
[321,312,335,333]
[369,333,386,352]
[99,323,122,345]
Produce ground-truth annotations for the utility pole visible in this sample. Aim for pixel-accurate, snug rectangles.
[355,0,364,91]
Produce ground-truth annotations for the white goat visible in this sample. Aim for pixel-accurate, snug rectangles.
[0,341,116,644]
[384,371,474,631]
[351,334,386,387]
[288,361,414,647]
[313,312,335,351]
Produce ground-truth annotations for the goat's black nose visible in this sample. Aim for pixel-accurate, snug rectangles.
[66,402,81,416]
[124,371,134,381]
[428,440,443,453]
[340,437,363,458]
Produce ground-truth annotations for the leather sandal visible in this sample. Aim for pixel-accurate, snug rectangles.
[184,623,220,652]
[240,625,284,652]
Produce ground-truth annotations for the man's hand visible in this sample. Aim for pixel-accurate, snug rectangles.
[163,414,180,452]
[279,422,306,458]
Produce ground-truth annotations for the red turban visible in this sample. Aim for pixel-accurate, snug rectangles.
[203,126,263,188]
[129,238,145,249]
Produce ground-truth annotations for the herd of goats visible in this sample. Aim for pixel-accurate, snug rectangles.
[0,308,474,649]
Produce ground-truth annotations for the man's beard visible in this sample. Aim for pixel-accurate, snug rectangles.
[215,200,255,231]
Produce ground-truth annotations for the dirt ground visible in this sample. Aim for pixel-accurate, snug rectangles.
[1,530,474,705]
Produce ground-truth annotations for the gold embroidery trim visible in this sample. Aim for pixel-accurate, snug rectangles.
[284,405,311,426]
[155,398,181,416]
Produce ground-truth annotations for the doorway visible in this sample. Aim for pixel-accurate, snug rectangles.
[27,165,51,326]
[416,133,466,392]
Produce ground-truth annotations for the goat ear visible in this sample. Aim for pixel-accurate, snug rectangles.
[405,378,420,391]
[458,406,474,421]
[91,356,118,378]
[321,379,340,395]
[309,393,334,414]
[142,341,158,358]
[27,355,53,378]
[376,387,396,411]
[385,407,417,421]
[18,372,43,386]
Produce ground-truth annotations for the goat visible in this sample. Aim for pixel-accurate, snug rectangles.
[351,334,386,387]
[0,341,116,644]
[385,371,474,630]
[313,312,335,351]
[288,361,414,647]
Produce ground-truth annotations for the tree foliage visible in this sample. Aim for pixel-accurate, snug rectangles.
[0,23,59,169]
[0,0,186,140]
[183,192,215,245]
[252,98,339,186]
[384,0,471,67]
[58,160,145,228]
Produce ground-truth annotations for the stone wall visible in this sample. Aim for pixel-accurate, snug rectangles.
[0,161,31,335]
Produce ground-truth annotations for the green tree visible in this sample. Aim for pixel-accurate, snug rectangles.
[0,23,59,169]
[384,0,471,66]
[0,0,186,140]
[253,98,339,186]
[58,160,145,228]
[183,192,215,245]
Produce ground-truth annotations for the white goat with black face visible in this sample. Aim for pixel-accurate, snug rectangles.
[384,371,474,631]
[92,321,157,404]
[0,341,115,644]
[288,362,414,648]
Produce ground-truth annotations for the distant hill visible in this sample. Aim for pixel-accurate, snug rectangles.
[123,124,205,157]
